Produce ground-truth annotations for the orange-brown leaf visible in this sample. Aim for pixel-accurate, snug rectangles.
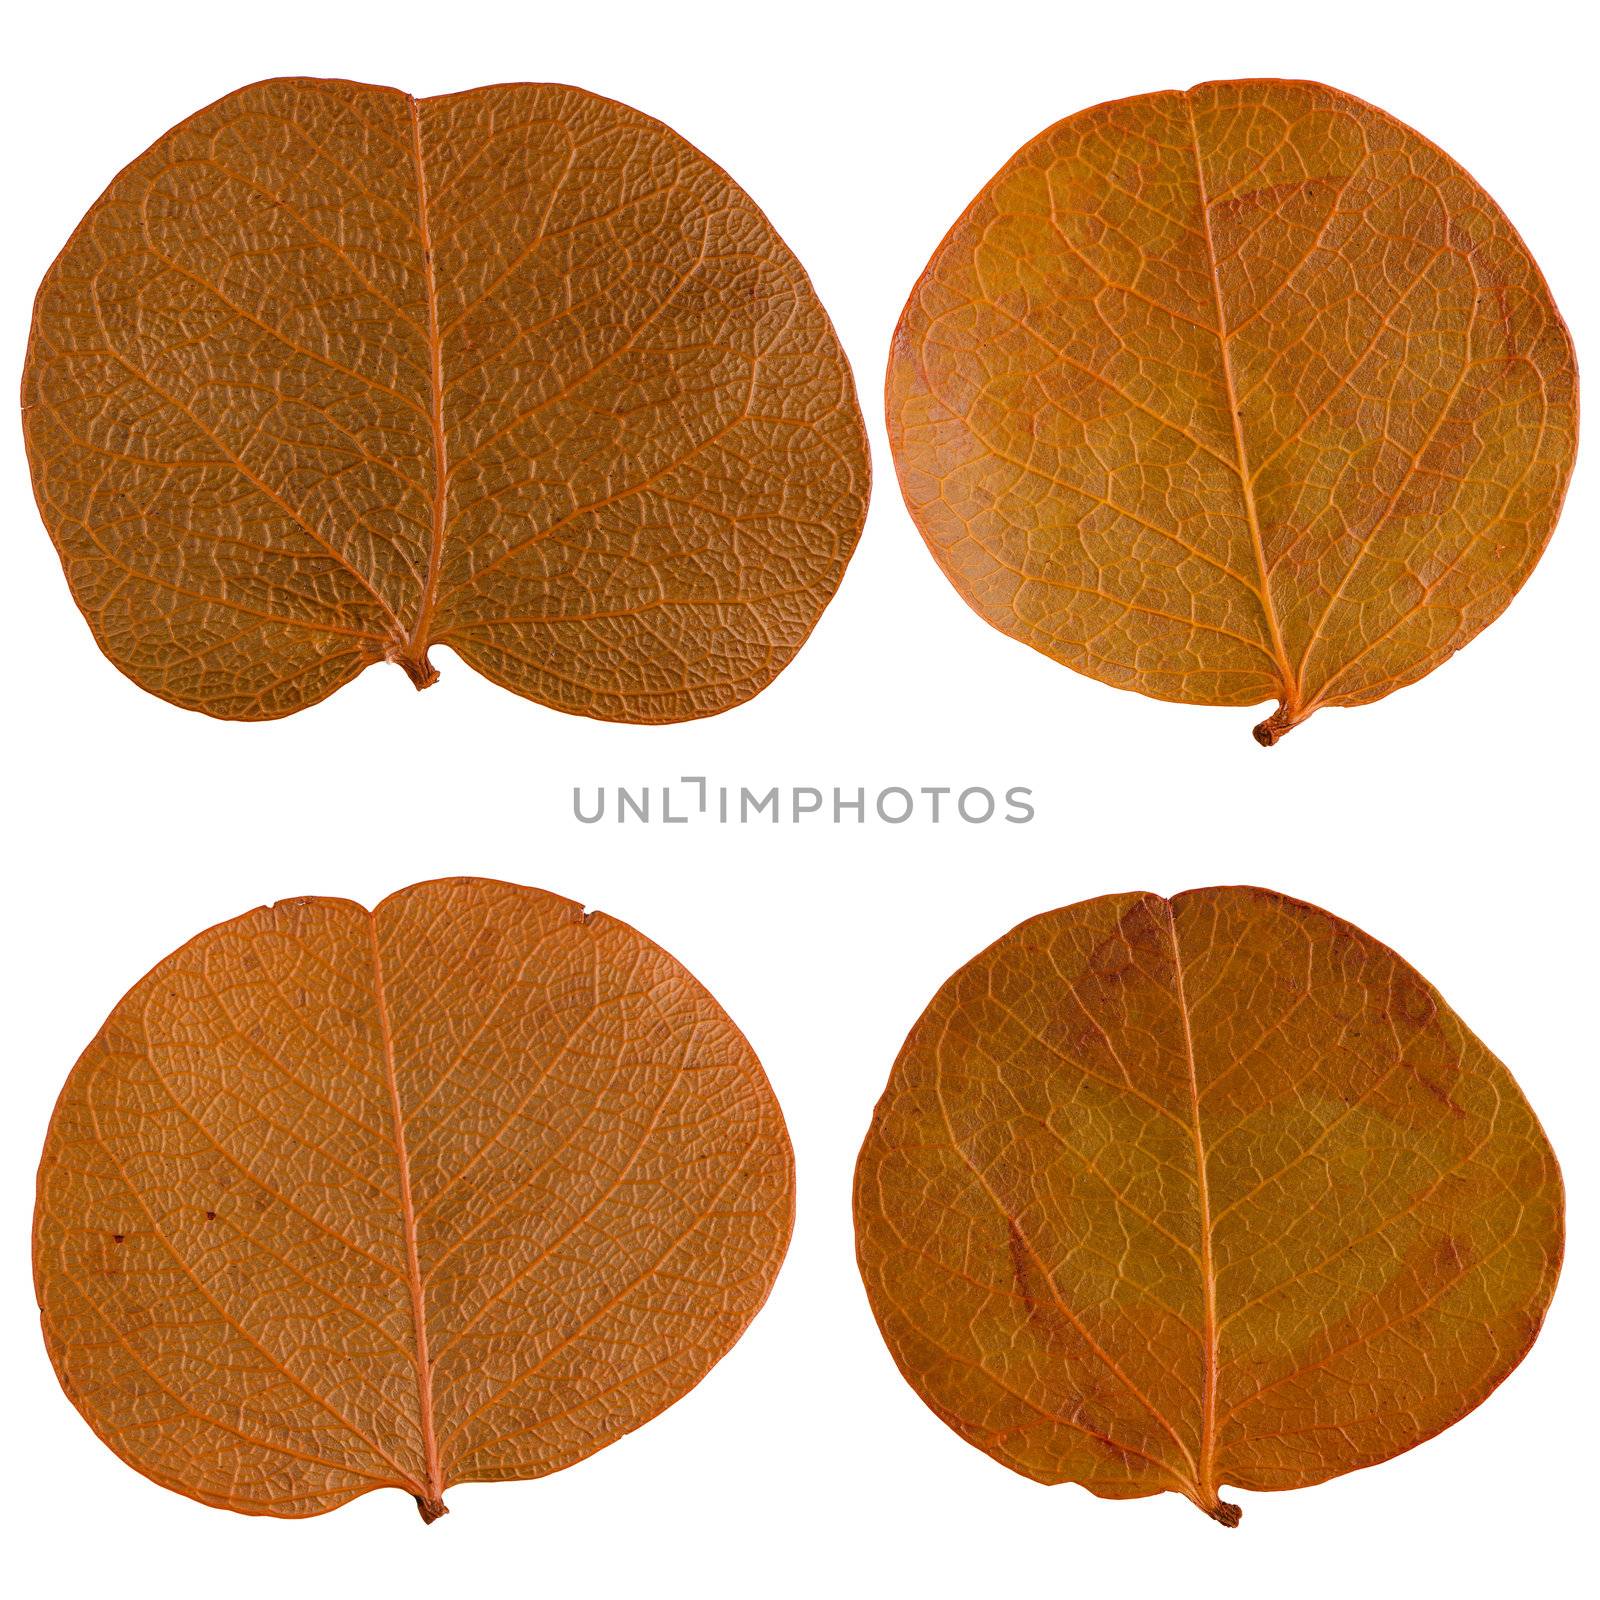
[34,878,793,1520]
[24,78,868,721]
[853,887,1562,1521]
[886,81,1576,743]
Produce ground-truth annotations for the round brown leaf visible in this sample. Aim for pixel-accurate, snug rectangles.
[24,78,868,721]
[34,878,793,1520]
[886,81,1577,743]
[854,887,1562,1521]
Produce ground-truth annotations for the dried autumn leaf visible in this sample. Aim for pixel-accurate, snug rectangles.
[23,77,868,721]
[887,81,1576,743]
[854,887,1562,1522]
[34,878,792,1520]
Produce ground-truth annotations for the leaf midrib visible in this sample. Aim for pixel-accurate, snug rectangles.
[1164,898,1222,1514]
[368,913,445,1517]
[1183,93,1297,715]
[397,94,450,682]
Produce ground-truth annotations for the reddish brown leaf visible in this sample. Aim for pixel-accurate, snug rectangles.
[854,887,1562,1521]
[24,78,868,721]
[34,878,793,1520]
[887,81,1576,743]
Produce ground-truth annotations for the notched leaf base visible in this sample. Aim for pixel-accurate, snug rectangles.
[384,639,441,693]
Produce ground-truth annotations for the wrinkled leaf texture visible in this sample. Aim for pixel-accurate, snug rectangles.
[887,81,1576,743]
[34,878,793,1520]
[23,78,868,721]
[854,887,1561,1522]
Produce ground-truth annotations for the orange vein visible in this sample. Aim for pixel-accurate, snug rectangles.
[1184,93,1294,707]
[404,95,450,676]
[368,916,444,1517]
[1164,901,1221,1513]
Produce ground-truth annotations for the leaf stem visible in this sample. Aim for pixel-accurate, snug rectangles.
[388,642,441,690]
[1251,700,1309,746]
[1196,1494,1243,1528]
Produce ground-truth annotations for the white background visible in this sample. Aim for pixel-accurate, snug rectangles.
[3,0,1593,1593]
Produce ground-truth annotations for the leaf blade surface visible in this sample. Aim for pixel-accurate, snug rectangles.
[853,887,1562,1519]
[886,80,1576,741]
[24,77,869,721]
[34,877,794,1519]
